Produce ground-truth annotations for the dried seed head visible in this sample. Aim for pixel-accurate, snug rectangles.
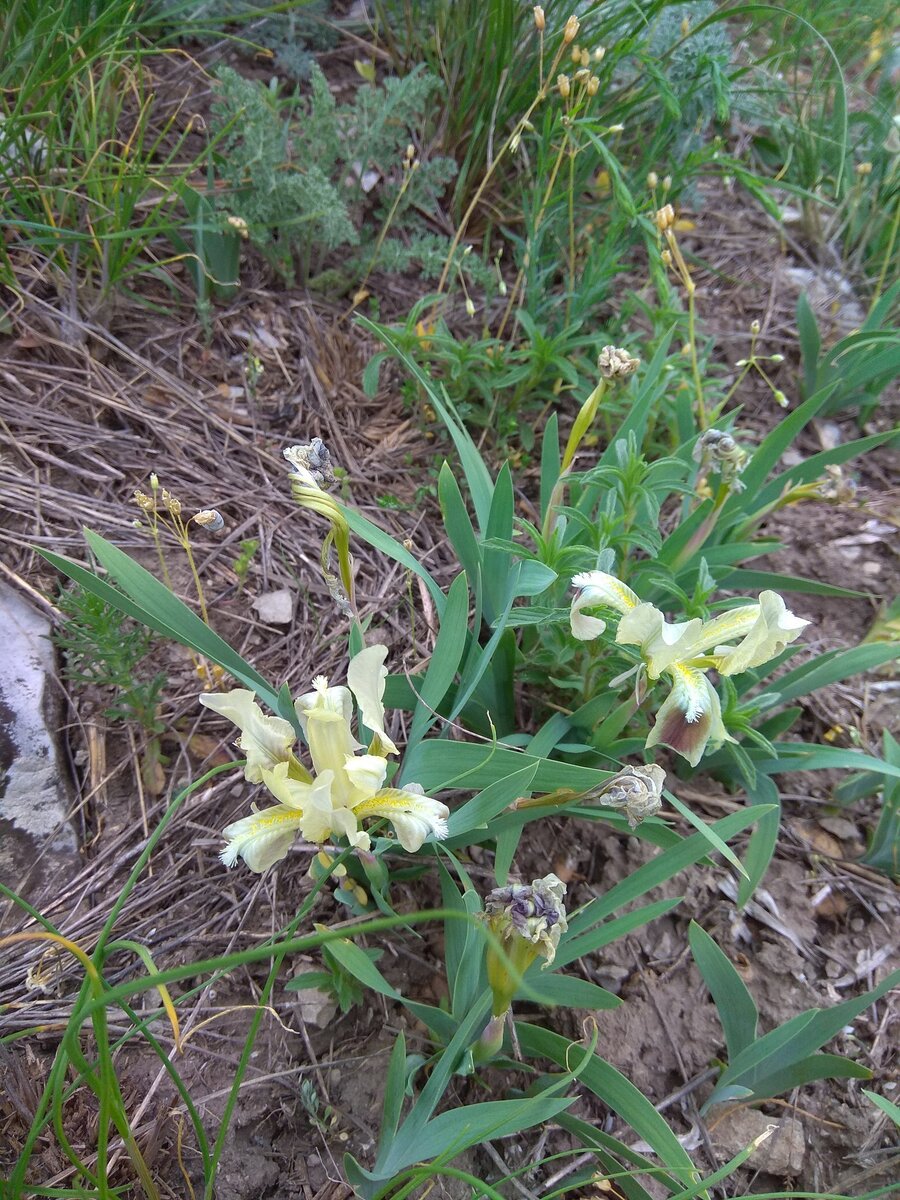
[557,73,571,98]
[661,248,673,267]
[563,14,580,43]
[856,161,873,175]
[593,764,666,828]
[594,45,606,62]
[133,489,155,513]
[597,345,641,379]
[192,509,225,532]
[662,174,672,191]
[580,47,590,67]
[655,203,676,232]
[647,171,659,188]
[226,214,249,239]
[533,5,545,32]
[571,44,581,63]
[586,74,600,95]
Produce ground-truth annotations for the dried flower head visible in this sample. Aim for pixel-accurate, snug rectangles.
[655,204,676,232]
[192,509,225,532]
[533,5,545,32]
[647,171,659,188]
[594,764,666,828]
[594,45,606,62]
[161,488,181,517]
[557,73,571,99]
[133,489,155,514]
[586,74,600,95]
[597,345,640,379]
[226,214,249,239]
[283,438,336,489]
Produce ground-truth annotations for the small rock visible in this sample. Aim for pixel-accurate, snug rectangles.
[251,588,295,625]
[819,817,861,842]
[293,986,337,1029]
[815,421,843,451]
[712,1108,806,1176]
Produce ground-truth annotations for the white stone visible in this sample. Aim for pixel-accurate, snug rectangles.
[0,583,76,851]
[251,589,295,625]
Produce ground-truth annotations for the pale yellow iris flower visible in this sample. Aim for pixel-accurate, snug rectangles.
[201,644,449,871]
[571,571,809,766]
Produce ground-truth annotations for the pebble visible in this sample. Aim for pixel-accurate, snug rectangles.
[712,1109,806,1175]
[819,817,861,841]
[252,588,296,625]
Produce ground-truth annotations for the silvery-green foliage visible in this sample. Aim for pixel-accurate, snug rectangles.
[210,64,457,284]
[646,1,734,152]
[211,67,356,283]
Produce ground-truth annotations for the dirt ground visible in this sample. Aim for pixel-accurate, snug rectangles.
[0,155,898,1199]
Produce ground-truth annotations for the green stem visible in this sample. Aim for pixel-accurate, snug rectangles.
[870,188,899,313]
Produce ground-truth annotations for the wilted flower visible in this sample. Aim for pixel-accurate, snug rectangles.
[594,764,666,827]
[484,874,568,1019]
[693,428,750,491]
[192,509,224,532]
[284,438,335,489]
[816,464,857,504]
[570,571,809,766]
[597,345,640,379]
[202,644,449,871]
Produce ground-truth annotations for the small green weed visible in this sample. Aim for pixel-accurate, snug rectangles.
[53,584,166,738]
